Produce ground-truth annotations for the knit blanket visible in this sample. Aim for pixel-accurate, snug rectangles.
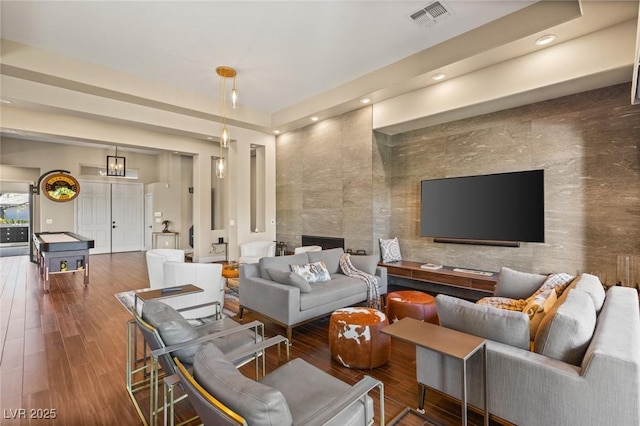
[339,253,381,310]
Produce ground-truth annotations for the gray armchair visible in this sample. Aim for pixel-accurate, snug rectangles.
[127,300,265,426]
[173,341,385,425]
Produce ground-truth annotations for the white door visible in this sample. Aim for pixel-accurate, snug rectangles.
[77,181,143,253]
[111,183,143,252]
[77,182,111,254]
[144,193,153,250]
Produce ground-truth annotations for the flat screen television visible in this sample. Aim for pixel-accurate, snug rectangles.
[420,170,544,245]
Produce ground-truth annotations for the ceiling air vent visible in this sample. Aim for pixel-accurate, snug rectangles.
[408,1,453,28]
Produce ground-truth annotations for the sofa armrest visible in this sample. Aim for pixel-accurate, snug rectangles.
[375,266,388,295]
[239,276,300,325]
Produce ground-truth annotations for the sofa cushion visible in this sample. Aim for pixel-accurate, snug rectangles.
[259,357,371,425]
[534,289,596,366]
[494,267,547,299]
[259,253,309,279]
[299,275,366,311]
[142,300,200,363]
[348,254,378,275]
[522,288,558,340]
[193,342,292,426]
[307,248,344,274]
[574,273,606,313]
[379,237,402,263]
[266,268,312,293]
[290,261,331,284]
[436,294,530,349]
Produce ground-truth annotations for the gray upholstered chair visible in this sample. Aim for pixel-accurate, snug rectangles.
[173,342,385,426]
[127,300,265,426]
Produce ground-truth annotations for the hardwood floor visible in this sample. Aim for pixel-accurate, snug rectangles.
[1,252,500,425]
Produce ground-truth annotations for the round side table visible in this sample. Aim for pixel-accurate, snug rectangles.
[328,307,390,369]
[386,290,438,324]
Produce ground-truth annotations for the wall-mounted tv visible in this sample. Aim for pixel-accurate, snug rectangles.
[420,170,544,245]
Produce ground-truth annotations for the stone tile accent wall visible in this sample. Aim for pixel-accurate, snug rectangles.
[276,107,376,254]
[277,84,640,285]
[388,84,639,283]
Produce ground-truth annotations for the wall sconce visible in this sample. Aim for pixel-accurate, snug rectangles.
[107,147,126,177]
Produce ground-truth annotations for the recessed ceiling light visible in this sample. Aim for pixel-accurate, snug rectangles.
[206,136,214,140]
[273,130,281,134]
[432,73,446,81]
[360,98,371,104]
[0,99,13,104]
[535,34,556,46]
[310,116,319,122]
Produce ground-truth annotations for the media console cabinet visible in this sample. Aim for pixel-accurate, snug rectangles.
[379,261,497,296]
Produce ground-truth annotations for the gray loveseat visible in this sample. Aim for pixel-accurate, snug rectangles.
[418,273,640,425]
[239,247,388,341]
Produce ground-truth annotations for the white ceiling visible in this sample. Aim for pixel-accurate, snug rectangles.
[0,1,537,114]
[0,0,639,141]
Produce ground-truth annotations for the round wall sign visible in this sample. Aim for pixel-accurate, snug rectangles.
[42,173,80,202]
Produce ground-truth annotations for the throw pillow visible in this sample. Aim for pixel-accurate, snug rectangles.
[379,237,402,263]
[349,254,378,275]
[534,289,596,366]
[436,294,530,349]
[494,267,547,299]
[528,272,576,302]
[142,300,200,364]
[267,268,312,293]
[290,261,331,284]
[522,289,558,340]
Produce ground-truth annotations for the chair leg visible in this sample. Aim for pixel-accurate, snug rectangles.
[239,306,244,319]
[417,383,426,414]
[286,326,293,345]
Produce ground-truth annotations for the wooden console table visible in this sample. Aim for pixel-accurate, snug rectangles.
[379,261,497,294]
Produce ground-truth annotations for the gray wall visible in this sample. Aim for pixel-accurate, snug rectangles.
[276,84,640,284]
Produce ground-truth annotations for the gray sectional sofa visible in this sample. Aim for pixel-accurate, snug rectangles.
[239,247,387,341]
[418,273,640,425]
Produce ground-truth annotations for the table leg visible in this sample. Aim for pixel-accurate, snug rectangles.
[462,358,467,425]
[44,265,50,291]
[417,383,426,413]
[83,254,90,286]
[484,343,489,426]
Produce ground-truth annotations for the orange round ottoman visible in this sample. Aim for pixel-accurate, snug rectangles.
[222,262,240,279]
[328,307,390,369]
[386,290,438,324]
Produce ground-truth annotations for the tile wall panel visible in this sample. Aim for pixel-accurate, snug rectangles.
[277,107,375,254]
[277,84,639,285]
[390,84,639,283]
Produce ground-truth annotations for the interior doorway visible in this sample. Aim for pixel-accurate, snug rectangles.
[0,184,31,257]
[77,181,143,254]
